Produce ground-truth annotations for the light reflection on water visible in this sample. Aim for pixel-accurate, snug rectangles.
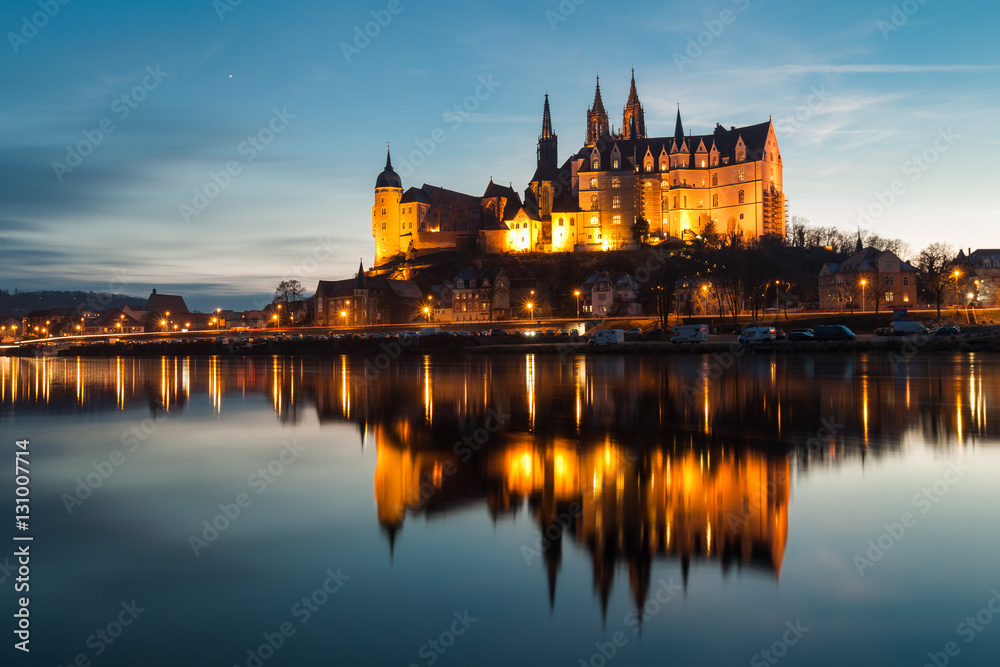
[2,353,999,667]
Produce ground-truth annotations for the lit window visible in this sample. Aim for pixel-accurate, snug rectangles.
[712,174,718,187]
[590,195,598,210]
[590,177,598,188]
[738,168,745,182]
[613,215,621,225]
[646,162,653,172]
[712,194,718,207]
[590,215,598,226]
[612,196,620,209]
[737,150,745,162]
[886,292,894,302]
[593,159,599,169]
[660,162,666,171]
[612,176,620,188]
[613,159,619,169]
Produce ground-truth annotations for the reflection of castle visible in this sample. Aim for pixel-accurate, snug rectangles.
[372,432,788,616]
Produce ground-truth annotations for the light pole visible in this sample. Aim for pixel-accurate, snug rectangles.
[574,290,581,318]
[527,302,534,321]
[860,279,867,312]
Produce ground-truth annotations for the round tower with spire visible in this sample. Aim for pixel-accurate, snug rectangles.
[373,147,403,266]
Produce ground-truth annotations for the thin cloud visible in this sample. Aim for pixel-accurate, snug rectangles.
[743,64,1000,74]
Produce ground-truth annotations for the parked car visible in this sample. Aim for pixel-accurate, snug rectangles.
[813,325,857,341]
[589,329,625,345]
[671,324,709,344]
[890,321,928,335]
[647,328,665,337]
[930,325,961,337]
[788,328,815,342]
[774,328,786,340]
[624,328,642,336]
[738,326,776,344]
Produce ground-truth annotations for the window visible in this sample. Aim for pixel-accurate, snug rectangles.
[646,162,653,172]
[886,292,894,303]
[737,150,745,162]
[644,181,652,189]
[590,215,599,226]
[660,161,666,171]
[590,195,598,210]
[739,213,744,220]
[570,217,575,226]
[903,276,910,286]
[683,195,687,207]
[738,168,745,182]
[613,215,621,225]
[612,176,620,188]
[381,222,386,230]
[613,159,619,169]
[738,190,745,204]
[711,155,718,167]
[590,177,598,189]
[381,208,386,215]
[673,195,678,208]
[712,174,718,187]
[884,276,895,287]
[661,181,668,190]
[612,195,620,209]
[558,218,564,227]
[712,194,718,207]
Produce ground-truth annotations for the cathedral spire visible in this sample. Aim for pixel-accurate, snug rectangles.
[622,69,646,140]
[541,93,554,140]
[586,74,609,146]
[537,93,558,168]
[674,106,685,143]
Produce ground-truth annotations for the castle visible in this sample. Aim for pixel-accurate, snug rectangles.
[373,71,785,267]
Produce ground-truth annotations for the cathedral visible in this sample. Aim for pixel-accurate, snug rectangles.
[373,71,786,267]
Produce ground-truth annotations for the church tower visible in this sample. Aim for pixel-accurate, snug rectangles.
[586,75,609,146]
[537,94,558,168]
[621,69,646,140]
[373,148,403,266]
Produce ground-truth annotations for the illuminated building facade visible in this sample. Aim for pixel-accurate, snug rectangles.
[373,71,785,266]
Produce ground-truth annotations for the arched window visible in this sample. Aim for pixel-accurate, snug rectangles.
[612,159,619,169]
[590,215,599,226]
[592,158,599,169]
[558,218,564,227]
[737,150,745,162]
[660,161,667,171]
[645,162,653,172]
[738,190,745,204]
[590,177,598,189]
[590,195,598,210]
[541,189,550,212]
[661,181,668,190]
[712,174,718,187]
[712,194,719,207]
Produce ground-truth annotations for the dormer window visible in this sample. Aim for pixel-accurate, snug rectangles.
[660,161,667,171]
[737,150,745,162]
[613,159,619,169]
[469,280,477,288]
[592,159,599,169]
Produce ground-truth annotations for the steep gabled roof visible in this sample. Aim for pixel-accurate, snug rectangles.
[145,290,189,315]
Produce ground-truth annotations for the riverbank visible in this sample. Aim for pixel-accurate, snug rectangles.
[7,330,1000,358]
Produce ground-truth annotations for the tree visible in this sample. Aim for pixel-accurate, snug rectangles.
[916,243,957,320]
[273,280,304,306]
[631,217,650,245]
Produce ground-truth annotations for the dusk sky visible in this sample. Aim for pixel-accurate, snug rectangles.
[2,0,997,311]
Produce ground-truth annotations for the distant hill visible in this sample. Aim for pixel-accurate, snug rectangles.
[0,289,146,317]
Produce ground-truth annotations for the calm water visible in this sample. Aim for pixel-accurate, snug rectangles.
[2,353,999,667]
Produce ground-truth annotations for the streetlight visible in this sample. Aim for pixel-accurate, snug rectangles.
[574,290,581,318]
[860,279,867,312]
[527,302,534,321]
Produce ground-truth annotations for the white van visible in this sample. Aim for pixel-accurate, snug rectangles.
[738,326,776,344]
[890,321,927,335]
[671,324,709,344]
[590,329,625,345]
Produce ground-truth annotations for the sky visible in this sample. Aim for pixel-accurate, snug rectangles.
[1,0,998,312]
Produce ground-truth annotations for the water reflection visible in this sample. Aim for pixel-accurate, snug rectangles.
[3,352,997,616]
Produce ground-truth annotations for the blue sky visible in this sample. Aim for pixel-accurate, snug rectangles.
[1,0,997,311]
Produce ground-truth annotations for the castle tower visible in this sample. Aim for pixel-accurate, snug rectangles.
[621,69,646,140]
[537,94,558,168]
[373,148,403,266]
[586,75,609,146]
[354,258,368,325]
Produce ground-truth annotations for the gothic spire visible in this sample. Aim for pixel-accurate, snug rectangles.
[674,106,685,143]
[622,69,646,140]
[592,74,606,115]
[541,93,554,140]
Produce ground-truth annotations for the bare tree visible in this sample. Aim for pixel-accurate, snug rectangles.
[916,243,957,320]
[274,280,305,306]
